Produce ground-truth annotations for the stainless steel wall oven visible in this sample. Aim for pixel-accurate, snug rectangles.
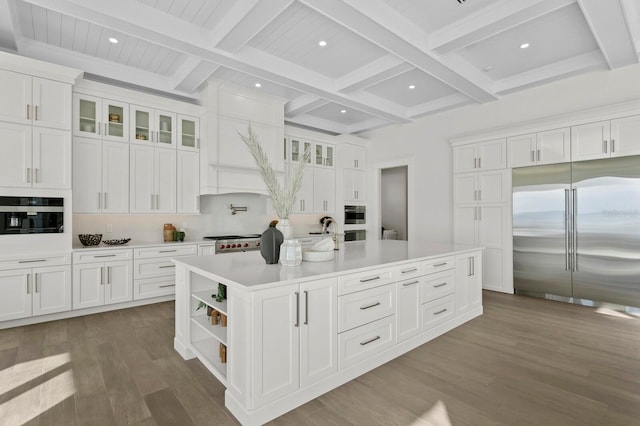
[344,205,366,225]
[0,197,64,234]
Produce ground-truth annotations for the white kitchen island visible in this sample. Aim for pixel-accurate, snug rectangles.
[173,240,483,425]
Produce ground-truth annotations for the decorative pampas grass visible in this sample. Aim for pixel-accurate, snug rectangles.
[238,125,310,219]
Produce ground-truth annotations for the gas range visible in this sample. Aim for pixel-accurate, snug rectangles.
[203,234,261,254]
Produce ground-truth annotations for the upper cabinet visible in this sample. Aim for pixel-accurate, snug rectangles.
[178,114,200,152]
[508,128,570,168]
[343,143,366,170]
[74,94,129,142]
[130,105,176,148]
[0,70,71,130]
[453,138,506,174]
[314,142,334,168]
[571,115,640,161]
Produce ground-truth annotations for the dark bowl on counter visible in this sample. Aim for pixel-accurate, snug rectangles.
[78,234,102,246]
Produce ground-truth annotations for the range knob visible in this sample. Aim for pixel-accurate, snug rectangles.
[231,244,237,248]
[219,244,225,249]
[244,243,249,247]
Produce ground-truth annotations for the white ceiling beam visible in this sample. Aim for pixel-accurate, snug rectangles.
[407,93,473,119]
[300,0,497,103]
[174,61,220,93]
[431,0,575,54]
[22,0,410,124]
[16,37,197,99]
[335,55,413,93]
[286,115,350,135]
[0,0,18,51]
[494,50,605,94]
[578,0,638,69]
[620,0,640,56]
[347,117,392,134]
[285,95,329,117]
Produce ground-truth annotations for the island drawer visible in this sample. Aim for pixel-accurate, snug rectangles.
[421,270,455,303]
[134,276,175,300]
[134,244,197,259]
[73,249,132,264]
[422,294,455,330]
[423,256,455,274]
[338,284,395,333]
[134,258,176,279]
[395,262,423,280]
[338,315,395,370]
[338,267,394,295]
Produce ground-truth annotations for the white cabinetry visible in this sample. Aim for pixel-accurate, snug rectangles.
[0,70,71,130]
[72,249,133,309]
[343,169,366,203]
[130,105,176,148]
[74,94,129,142]
[130,145,177,213]
[133,244,197,300]
[0,253,72,321]
[453,138,506,173]
[178,114,200,152]
[177,151,200,214]
[455,251,482,314]
[251,277,337,407]
[73,137,129,213]
[571,115,640,161]
[508,128,571,167]
[0,123,71,189]
[343,143,366,170]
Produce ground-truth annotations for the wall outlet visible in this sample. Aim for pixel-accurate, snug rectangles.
[106,224,113,233]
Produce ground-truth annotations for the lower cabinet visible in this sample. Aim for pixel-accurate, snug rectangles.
[252,277,337,408]
[0,265,71,321]
[133,244,197,300]
[72,260,133,309]
[396,277,421,342]
[455,251,483,314]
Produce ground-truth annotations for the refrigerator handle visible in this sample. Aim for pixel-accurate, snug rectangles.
[572,189,578,272]
[565,189,570,271]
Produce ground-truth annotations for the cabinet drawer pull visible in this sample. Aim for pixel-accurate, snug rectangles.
[304,290,309,325]
[94,254,117,258]
[295,292,300,327]
[159,250,177,253]
[360,336,380,346]
[434,308,448,315]
[360,301,381,310]
[433,262,448,267]
[159,265,176,268]
[35,273,39,293]
[402,280,419,286]
[159,284,175,288]
[359,276,380,283]
[401,268,417,274]
[26,273,31,294]
[18,259,46,263]
[433,282,448,288]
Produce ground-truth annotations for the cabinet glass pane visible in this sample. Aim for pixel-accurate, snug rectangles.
[79,99,97,133]
[315,144,323,166]
[326,146,333,167]
[135,110,151,142]
[158,114,173,145]
[304,142,312,163]
[107,104,124,138]
[291,139,300,161]
[181,118,196,148]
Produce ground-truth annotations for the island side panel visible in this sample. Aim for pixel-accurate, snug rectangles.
[228,285,250,408]
[174,263,193,359]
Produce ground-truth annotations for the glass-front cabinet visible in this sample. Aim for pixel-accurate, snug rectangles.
[156,111,175,147]
[288,137,312,164]
[315,143,334,168]
[130,106,176,148]
[73,94,128,142]
[178,115,199,151]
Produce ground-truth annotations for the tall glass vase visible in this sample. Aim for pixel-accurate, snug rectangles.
[276,218,293,240]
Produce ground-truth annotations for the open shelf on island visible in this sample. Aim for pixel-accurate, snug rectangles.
[191,336,227,385]
[191,314,227,345]
[192,291,227,315]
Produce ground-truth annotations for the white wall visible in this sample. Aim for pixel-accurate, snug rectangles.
[362,64,640,243]
[381,166,407,240]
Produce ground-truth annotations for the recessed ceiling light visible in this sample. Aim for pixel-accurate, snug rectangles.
[318,40,327,47]
[520,42,530,49]
[482,65,493,72]
[108,37,118,44]
[340,109,346,114]
[254,83,262,88]
[408,85,416,90]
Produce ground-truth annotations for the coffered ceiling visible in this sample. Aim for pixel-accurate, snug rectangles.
[0,0,638,134]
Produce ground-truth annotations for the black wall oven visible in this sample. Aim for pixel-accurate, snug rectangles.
[344,205,366,225]
[0,197,64,234]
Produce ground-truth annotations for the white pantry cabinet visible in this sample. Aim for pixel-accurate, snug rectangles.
[290,165,314,214]
[73,94,129,142]
[571,115,640,161]
[0,70,71,130]
[453,169,509,205]
[130,105,176,148]
[453,138,506,173]
[313,168,335,214]
[177,151,200,214]
[73,137,129,213]
[343,169,366,203]
[130,145,177,213]
[508,128,571,168]
[0,122,71,189]
[252,277,337,408]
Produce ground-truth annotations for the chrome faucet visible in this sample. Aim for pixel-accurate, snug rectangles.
[321,217,339,250]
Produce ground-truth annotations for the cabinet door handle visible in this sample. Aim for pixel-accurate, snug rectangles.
[35,273,39,293]
[26,104,30,120]
[35,168,39,183]
[26,273,31,294]
[104,122,107,136]
[474,158,477,169]
[478,157,481,168]
[196,137,200,149]
[603,140,607,153]
[156,194,159,209]
[360,301,381,310]
[473,190,477,201]
[537,149,540,162]
[304,290,308,325]
[98,192,102,210]
[107,266,111,284]
[403,280,419,286]
[478,189,481,201]
[360,336,380,346]
[434,308,448,315]
[401,268,417,274]
[468,257,472,277]
[35,105,38,121]
[359,275,380,283]
[26,168,31,183]
[104,192,108,210]
[94,254,116,258]
[474,206,477,220]
[150,194,154,209]
[434,262,448,267]
[294,292,300,327]
[98,122,101,135]
[611,139,615,153]
[100,267,104,285]
[530,150,534,162]
[159,284,175,288]
[159,265,176,268]
[19,259,46,263]
[471,257,475,275]
[433,282,447,288]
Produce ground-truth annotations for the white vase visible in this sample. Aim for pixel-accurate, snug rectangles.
[280,239,302,266]
[276,218,293,240]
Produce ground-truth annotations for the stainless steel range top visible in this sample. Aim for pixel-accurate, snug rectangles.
[203,234,261,254]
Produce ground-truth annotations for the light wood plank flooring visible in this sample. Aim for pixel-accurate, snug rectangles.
[0,291,639,425]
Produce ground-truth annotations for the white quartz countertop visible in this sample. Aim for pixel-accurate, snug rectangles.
[173,240,482,291]
[72,239,212,251]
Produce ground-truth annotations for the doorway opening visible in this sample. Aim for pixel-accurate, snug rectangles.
[380,165,408,240]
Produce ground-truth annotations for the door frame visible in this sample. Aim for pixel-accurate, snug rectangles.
[375,156,414,241]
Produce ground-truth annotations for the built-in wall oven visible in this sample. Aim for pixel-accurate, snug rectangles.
[0,197,64,234]
[344,205,366,225]
[344,229,366,242]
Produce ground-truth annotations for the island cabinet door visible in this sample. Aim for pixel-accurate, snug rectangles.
[396,277,421,342]
[300,277,338,388]
[252,284,300,409]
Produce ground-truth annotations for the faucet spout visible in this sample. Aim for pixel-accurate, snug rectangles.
[321,217,339,250]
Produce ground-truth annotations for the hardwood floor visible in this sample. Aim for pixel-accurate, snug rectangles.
[1,291,638,425]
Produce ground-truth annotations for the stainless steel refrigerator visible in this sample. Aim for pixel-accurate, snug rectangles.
[512,156,640,308]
